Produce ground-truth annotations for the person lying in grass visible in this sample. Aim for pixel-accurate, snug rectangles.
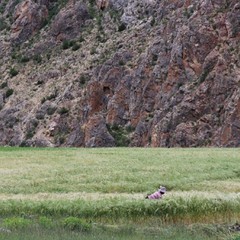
[145,186,166,199]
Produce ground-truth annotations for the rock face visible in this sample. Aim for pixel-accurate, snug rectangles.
[10,0,48,44]
[50,1,90,41]
[0,0,239,147]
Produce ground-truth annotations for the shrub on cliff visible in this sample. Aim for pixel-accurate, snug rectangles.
[9,68,18,78]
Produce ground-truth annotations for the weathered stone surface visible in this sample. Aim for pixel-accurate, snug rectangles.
[109,0,127,10]
[50,1,90,41]
[10,0,48,44]
[0,0,239,147]
[36,102,57,120]
[66,126,85,147]
[0,93,4,110]
[84,114,115,147]
[0,108,22,145]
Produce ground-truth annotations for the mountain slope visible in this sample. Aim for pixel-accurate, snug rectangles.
[0,0,239,147]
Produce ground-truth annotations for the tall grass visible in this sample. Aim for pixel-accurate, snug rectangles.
[0,147,240,239]
[1,195,240,223]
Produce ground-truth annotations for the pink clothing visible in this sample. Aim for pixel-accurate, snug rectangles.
[147,191,163,199]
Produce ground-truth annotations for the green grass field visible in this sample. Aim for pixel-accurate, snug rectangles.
[0,147,240,240]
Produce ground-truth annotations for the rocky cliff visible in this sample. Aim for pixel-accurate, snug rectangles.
[0,0,239,147]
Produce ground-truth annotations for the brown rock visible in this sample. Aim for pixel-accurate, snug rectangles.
[10,0,48,44]
[84,114,115,147]
[50,1,89,41]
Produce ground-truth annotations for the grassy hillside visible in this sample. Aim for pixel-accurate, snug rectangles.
[0,147,240,239]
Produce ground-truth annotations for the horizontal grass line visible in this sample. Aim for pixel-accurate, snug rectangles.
[1,191,240,201]
[1,195,240,223]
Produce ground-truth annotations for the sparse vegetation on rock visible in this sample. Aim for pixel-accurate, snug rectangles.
[0,0,239,147]
[5,88,14,98]
[9,68,18,78]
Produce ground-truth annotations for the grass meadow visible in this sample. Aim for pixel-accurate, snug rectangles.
[0,147,240,239]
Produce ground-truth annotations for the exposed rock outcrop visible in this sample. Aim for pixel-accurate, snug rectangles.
[0,0,239,147]
[50,1,90,41]
[84,114,115,147]
[11,0,48,44]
